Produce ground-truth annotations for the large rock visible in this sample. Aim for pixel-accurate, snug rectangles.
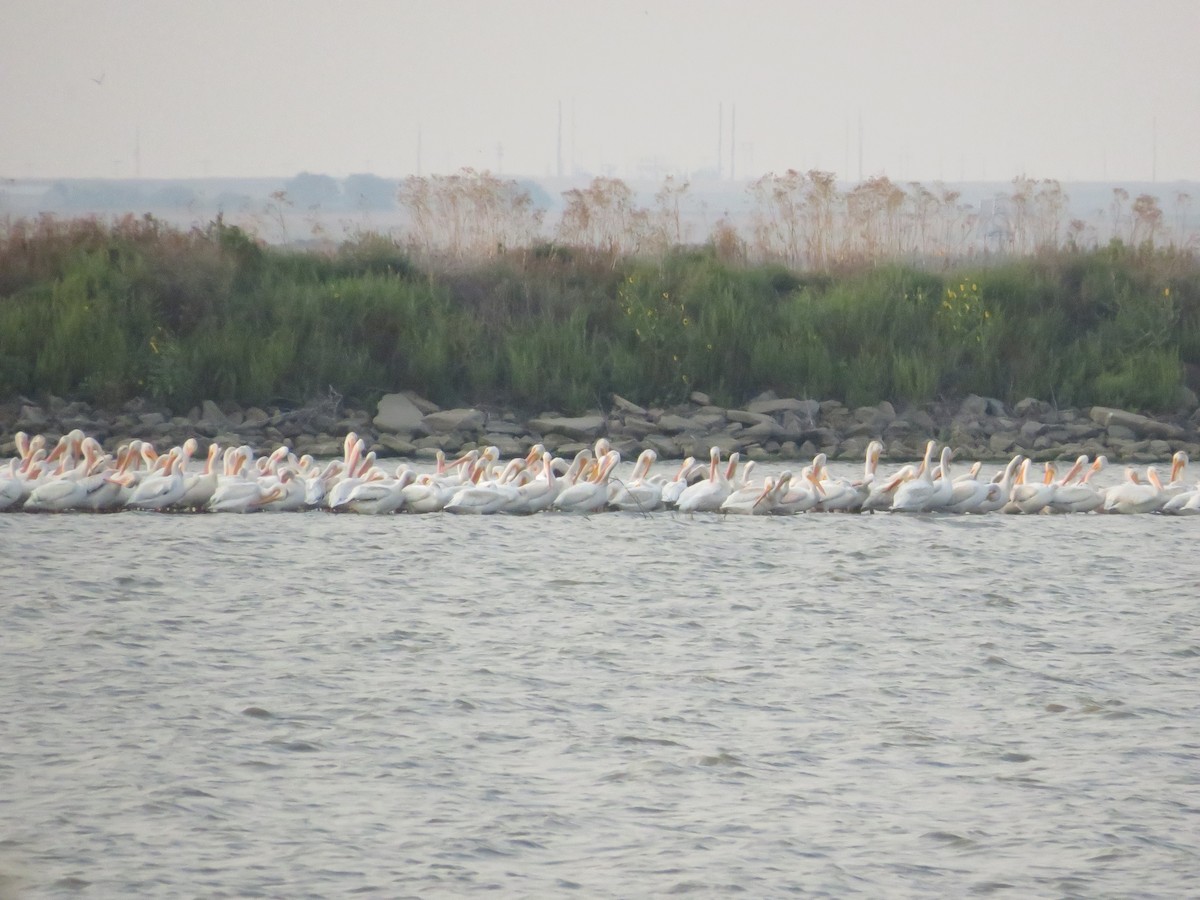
[725,409,775,427]
[199,399,229,428]
[374,393,426,433]
[959,394,1007,418]
[1089,407,1187,441]
[650,414,698,435]
[422,408,486,435]
[527,414,606,441]
[611,393,648,416]
[746,397,820,419]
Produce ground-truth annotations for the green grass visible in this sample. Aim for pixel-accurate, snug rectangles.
[1,216,1198,414]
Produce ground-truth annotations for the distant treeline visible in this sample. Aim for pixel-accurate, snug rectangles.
[1,213,1198,414]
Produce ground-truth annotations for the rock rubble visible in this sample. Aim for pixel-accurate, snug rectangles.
[4,390,1200,464]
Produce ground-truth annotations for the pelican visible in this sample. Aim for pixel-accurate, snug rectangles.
[772,465,825,514]
[553,450,620,513]
[862,463,913,512]
[609,449,663,512]
[510,451,560,514]
[1102,466,1165,514]
[258,468,310,511]
[676,447,733,514]
[658,456,700,508]
[444,457,525,514]
[1003,458,1058,514]
[892,443,952,512]
[943,460,1002,514]
[720,471,784,515]
[1159,450,1191,503]
[1047,456,1107,514]
[344,466,414,514]
[178,442,222,509]
[125,448,189,510]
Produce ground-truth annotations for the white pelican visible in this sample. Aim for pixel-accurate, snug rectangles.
[943,460,1002,514]
[1162,483,1200,515]
[861,465,909,512]
[720,471,786,515]
[1047,456,1107,514]
[178,442,222,509]
[892,443,952,512]
[344,466,414,514]
[1102,466,1165,514]
[258,468,310,512]
[510,451,560,514]
[401,450,479,514]
[658,456,700,508]
[552,450,620,513]
[444,457,526,514]
[676,447,733,513]
[23,439,107,512]
[0,460,25,510]
[125,448,189,510]
[608,449,663,512]
[1159,450,1191,503]
[1003,458,1058,514]
[773,465,825,514]
[815,444,879,512]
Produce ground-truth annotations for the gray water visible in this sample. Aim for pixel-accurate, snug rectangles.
[2,508,1200,898]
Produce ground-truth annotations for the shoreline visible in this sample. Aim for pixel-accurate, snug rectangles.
[5,390,1199,465]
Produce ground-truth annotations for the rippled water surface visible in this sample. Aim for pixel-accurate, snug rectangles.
[3,503,1200,897]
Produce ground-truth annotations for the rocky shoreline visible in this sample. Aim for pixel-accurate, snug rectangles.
[4,390,1200,465]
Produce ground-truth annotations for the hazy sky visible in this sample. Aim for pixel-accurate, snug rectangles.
[4,0,1198,183]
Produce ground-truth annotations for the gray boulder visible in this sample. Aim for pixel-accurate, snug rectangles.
[374,393,426,433]
[527,415,606,441]
[422,408,486,435]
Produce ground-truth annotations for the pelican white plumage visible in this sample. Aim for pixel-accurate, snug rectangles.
[125,449,189,510]
[552,450,620,513]
[720,471,785,515]
[177,442,221,509]
[1159,450,1191,503]
[343,466,414,514]
[444,457,525,514]
[676,447,732,514]
[509,451,560,514]
[943,462,1002,514]
[860,464,909,512]
[892,442,952,512]
[1003,458,1058,514]
[608,449,663,512]
[658,456,700,508]
[257,469,310,512]
[772,465,825,514]
[815,444,879,513]
[1102,466,1165,514]
[1047,456,1107,514]
[0,460,25,510]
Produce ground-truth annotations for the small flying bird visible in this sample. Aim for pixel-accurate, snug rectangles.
[91,71,105,86]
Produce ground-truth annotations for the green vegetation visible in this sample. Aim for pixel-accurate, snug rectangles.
[1,214,1198,414]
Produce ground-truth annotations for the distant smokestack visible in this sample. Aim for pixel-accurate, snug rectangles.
[717,102,723,179]
[1152,116,1157,182]
[730,103,736,181]
[857,112,863,182]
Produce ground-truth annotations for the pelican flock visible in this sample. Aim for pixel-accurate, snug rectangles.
[2,430,1197,516]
